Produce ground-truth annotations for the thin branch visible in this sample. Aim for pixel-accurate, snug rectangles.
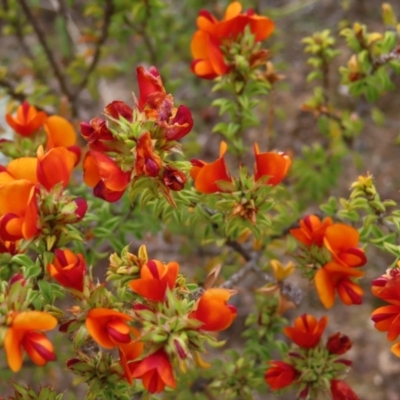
[0,78,27,102]
[71,0,114,100]
[18,0,74,105]
[372,48,400,73]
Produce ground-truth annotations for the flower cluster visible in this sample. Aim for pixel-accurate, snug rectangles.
[67,246,237,394]
[190,142,291,194]
[290,215,367,308]
[371,265,400,357]
[82,66,193,203]
[190,1,274,79]
[0,104,87,256]
[265,314,358,399]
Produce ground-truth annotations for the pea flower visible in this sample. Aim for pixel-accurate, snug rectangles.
[4,311,57,372]
[290,214,333,247]
[85,308,132,349]
[47,249,86,292]
[129,259,179,302]
[265,360,298,390]
[190,141,233,194]
[190,288,237,331]
[283,314,327,349]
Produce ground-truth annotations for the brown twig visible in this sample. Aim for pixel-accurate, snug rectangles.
[71,0,114,101]
[18,0,74,108]
[0,78,27,102]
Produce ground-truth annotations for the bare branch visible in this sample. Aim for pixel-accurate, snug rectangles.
[71,0,114,101]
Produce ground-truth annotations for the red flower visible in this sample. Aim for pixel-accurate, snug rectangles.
[190,288,237,331]
[130,349,176,393]
[80,118,116,152]
[85,308,132,349]
[371,268,400,305]
[136,66,167,112]
[323,224,367,268]
[253,143,291,185]
[4,311,57,372]
[191,2,275,79]
[83,150,131,202]
[162,105,194,141]
[105,100,133,122]
[290,215,333,247]
[326,332,352,355]
[283,314,327,349]
[330,380,359,400]
[315,262,364,309]
[47,249,86,292]
[190,141,233,193]
[265,361,297,390]
[5,101,47,137]
[129,259,179,302]
[162,166,187,191]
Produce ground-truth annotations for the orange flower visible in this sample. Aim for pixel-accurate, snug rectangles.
[290,215,333,247]
[4,311,57,372]
[118,328,144,385]
[191,2,275,79]
[253,144,291,185]
[134,132,163,178]
[83,150,131,202]
[85,308,132,349]
[47,249,86,292]
[315,262,364,309]
[44,115,77,150]
[371,305,400,341]
[129,259,179,302]
[5,101,47,137]
[265,361,297,390]
[330,380,359,400]
[130,349,176,393]
[283,314,327,349]
[190,141,232,194]
[36,146,76,191]
[190,288,237,331]
[323,224,367,267]
[0,180,38,241]
[326,332,352,355]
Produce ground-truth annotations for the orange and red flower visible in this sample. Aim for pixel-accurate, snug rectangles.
[290,215,333,247]
[253,143,291,185]
[191,2,275,79]
[136,66,166,112]
[83,150,131,202]
[323,224,366,268]
[265,361,297,390]
[315,262,364,309]
[130,349,176,393]
[190,142,233,194]
[118,328,144,385]
[190,288,237,331]
[5,101,47,137]
[330,379,359,400]
[4,311,57,372]
[371,267,400,305]
[85,308,133,349]
[134,132,163,178]
[371,305,400,341]
[0,180,38,241]
[283,314,327,349]
[129,259,179,302]
[47,249,86,292]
